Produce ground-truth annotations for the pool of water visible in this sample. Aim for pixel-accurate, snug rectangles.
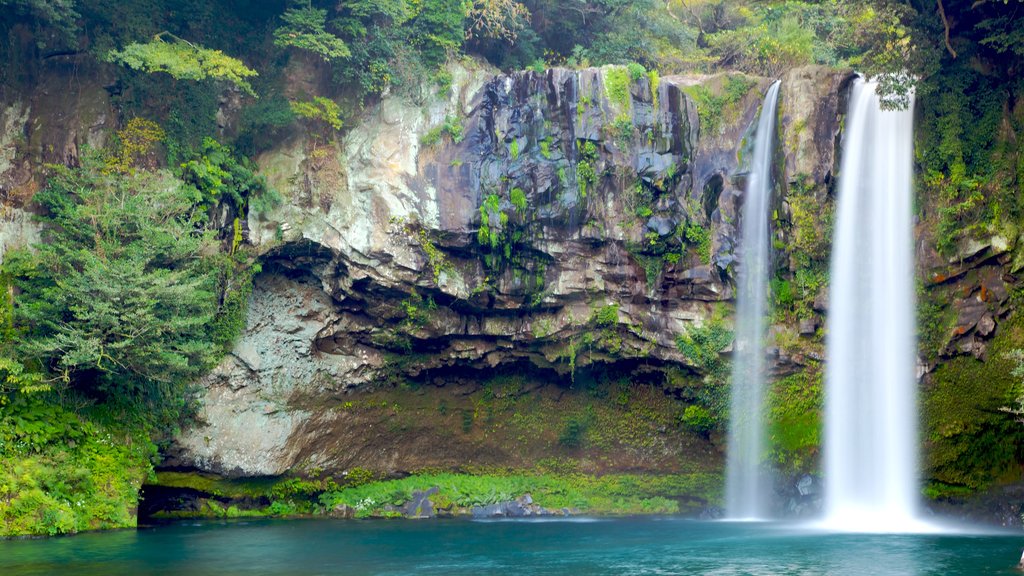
[1,517,1021,575]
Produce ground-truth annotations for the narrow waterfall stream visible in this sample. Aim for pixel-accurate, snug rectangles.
[726,80,780,519]
[823,78,921,531]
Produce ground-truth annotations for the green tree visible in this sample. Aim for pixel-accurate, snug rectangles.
[5,158,225,402]
[107,32,259,97]
[273,3,350,61]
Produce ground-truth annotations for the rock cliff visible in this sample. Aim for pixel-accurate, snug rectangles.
[162,62,850,477]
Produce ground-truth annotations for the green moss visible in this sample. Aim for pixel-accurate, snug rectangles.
[648,70,660,110]
[594,304,620,326]
[510,187,528,214]
[610,114,634,150]
[917,282,956,362]
[151,471,283,500]
[767,367,822,474]
[924,312,1024,493]
[540,137,552,159]
[421,115,464,148]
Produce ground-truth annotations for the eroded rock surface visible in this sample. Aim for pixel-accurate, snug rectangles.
[170,63,850,477]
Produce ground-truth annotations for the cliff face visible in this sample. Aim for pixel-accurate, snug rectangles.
[3,55,1016,495]
[156,62,850,477]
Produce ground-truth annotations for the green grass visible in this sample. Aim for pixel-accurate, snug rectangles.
[320,471,721,517]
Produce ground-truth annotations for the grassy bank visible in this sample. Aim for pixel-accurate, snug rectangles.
[147,469,723,520]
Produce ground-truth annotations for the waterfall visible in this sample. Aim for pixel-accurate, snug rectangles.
[823,78,920,531]
[726,80,780,520]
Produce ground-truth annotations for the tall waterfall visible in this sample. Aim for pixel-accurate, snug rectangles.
[726,80,780,519]
[823,78,919,531]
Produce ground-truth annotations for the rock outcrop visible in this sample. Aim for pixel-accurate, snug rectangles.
[166,62,851,477]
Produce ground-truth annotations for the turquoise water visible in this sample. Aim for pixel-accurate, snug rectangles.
[1,518,1021,575]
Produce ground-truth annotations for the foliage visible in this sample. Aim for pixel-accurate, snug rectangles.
[421,115,464,147]
[604,66,633,112]
[675,318,732,381]
[767,367,822,473]
[683,75,756,137]
[179,137,277,216]
[683,224,711,265]
[0,397,156,537]
[917,61,1017,256]
[0,0,79,45]
[274,4,351,61]
[680,404,715,436]
[3,155,253,426]
[107,33,258,97]
[510,187,527,214]
[290,96,344,142]
[576,140,599,198]
[104,118,166,175]
[466,0,530,42]
[418,229,453,284]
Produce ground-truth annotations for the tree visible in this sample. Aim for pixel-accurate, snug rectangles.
[0,0,79,44]
[106,32,259,97]
[273,3,350,61]
[466,0,530,42]
[6,156,224,400]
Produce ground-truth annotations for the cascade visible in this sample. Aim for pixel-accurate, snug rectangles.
[823,78,920,531]
[725,80,780,519]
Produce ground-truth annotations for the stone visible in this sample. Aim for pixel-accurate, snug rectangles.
[646,216,675,236]
[798,317,819,336]
[331,504,356,519]
[812,289,829,312]
[977,314,996,338]
[400,487,439,519]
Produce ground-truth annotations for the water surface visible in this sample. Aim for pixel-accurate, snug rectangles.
[1,518,1020,575]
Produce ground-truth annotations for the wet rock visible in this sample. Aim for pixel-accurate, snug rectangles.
[470,494,562,518]
[699,506,725,520]
[647,215,675,236]
[399,487,439,519]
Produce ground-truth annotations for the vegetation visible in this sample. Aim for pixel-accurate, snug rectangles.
[925,312,1024,495]
[767,367,822,474]
[320,471,720,517]
[683,75,756,137]
[0,122,266,535]
[106,32,258,97]
[0,398,155,536]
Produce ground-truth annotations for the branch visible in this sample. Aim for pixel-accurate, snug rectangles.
[937,0,958,58]
[678,0,705,36]
[666,0,680,21]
